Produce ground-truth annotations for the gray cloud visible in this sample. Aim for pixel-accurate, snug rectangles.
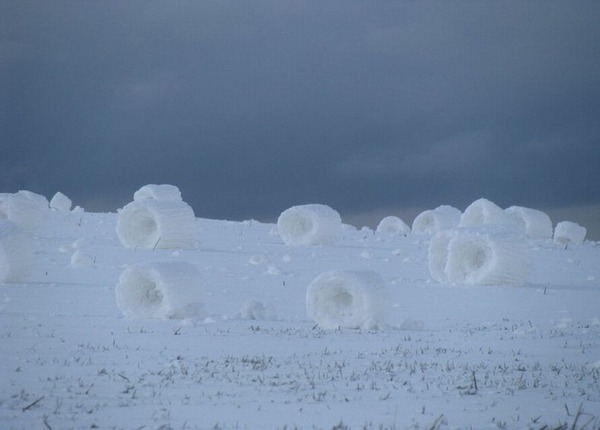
[2,1,600,237]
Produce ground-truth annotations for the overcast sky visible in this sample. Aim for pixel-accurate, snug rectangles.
[2,2,600,237]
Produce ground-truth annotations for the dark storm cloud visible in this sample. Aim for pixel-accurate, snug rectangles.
[2,1,600,235]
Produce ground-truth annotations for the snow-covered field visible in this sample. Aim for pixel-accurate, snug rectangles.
[1,192,600,429]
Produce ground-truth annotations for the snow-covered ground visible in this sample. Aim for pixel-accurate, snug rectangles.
[1,200,599,429]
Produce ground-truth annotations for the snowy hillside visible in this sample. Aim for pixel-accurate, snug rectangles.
[1,190,599,429]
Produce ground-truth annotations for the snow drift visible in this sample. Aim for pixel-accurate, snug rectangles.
[115,261,203,319]
[428,227,531,286]
[0,191,49,231]
[554,221,586,245]
[460,198,522,231]
[376,216,410,236]
[277,204,342,246]
[0,221,34,283]
[505,206,553,239]
[133,184,182,202]
[306,270,389,330]
[412,205,461,234]
[116,199,197,249]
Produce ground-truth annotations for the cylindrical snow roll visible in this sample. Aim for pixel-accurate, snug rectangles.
[306,270,389,330]
[0,191,49,232]
[442,227,531,286]
[427,230,456,283]
[116,199,198,249]
[277,204,342,246]
[133,184,182,202]
[115,261,203,319]
[413,205,462,234]
[50,192,73,213]
[376,216,410,237]
[0,221,34,283]
[505,206,553,239]
[460,198,522,231]
[554,221,586,245]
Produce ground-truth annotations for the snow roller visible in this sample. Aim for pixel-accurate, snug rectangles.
[116,199,197,249]
[115,261,203,319]
[428,226,531,286]
[412,205,461,235]
[277,204,343,246]
[306,270,389,330]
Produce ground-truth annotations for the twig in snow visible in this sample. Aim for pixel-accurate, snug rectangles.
[22,396,44,412]
[43,415,52,429]
[428,414,446,430]
[152,236,162,250]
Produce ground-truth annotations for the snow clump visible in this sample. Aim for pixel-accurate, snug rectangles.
[277,204,342,246]
[412,205,461,234]
[306,270,389,330]
[429,226,531,286]
[50,192,73,213]
[0,190,49,231]
[554,221,586,245]
[115,261,203,319]
[376,216,410,237]
[133,184,182,202]
[0,221,34,283]
[505,206,553,239]
[116,199,197,249]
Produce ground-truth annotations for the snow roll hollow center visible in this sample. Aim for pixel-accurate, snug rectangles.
[447,237,495,283]
[306,270,389,330]
[125,208,159,248]
[285,215,314,237]
[325,286,355,318]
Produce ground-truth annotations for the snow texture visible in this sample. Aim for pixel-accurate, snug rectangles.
[0,221,33,283]
[460,198,522,231]
[412,205,462,234]
[115,261,203,319]
[306,270,389,330]
[505,206,553,239]
[429,227,531,286]
[0,191,49,231]
[50,192,72,213]
[375,216,410,236]
[554,220,587,245]
[116,199,197,249]
[133,184,182,202]
[277,204,342,246]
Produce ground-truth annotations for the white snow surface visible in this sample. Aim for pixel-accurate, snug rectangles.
[1,208,600,429]
[0,221,34,283]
